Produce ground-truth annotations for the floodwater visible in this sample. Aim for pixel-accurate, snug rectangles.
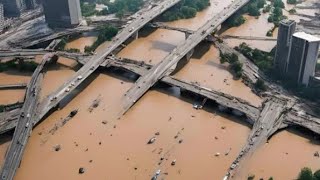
[13,70,251,180]
[117,0,261,106]
[65,34,97,53]
[221,0,318,52]
[221,13,276,52]
[117,29,185,65]
[0,0,318,179]
[0,134,11,168]
[40,57,76,101]
[164,0,234,31]
[0,71,31,104]
[173,44,262,107]
[235,130,320,180]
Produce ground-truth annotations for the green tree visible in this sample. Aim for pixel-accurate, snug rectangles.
[85,25,118,53]
[180,6,197,18]
[248,3,261,16]
[313,169,320,180]
[298,167,313,180]
[255,79,267,91]
[274,0,285,8]
[257,0,266,9]
[161,0,210,21]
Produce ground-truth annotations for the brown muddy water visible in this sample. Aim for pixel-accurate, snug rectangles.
[40,57,77,101]
[65,33,98,53]
[235,129,320,180]
[173,43,262,107]
[117,29,185,65]
[13,69,251,180]
[0,71,31,104]
[221,0,318,52]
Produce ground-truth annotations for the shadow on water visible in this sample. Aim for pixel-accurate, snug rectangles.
[1,70,33,77]
[151,40,177,52]
[271,125,320,146]
[192,41,211,60]
[155,85,253,129]
[0,131,13,145]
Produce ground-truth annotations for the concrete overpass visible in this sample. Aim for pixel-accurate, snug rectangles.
[31,0,183,127]
[0,54,53,180]
[120,0,253,116]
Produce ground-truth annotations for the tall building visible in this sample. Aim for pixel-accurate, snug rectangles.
[0,3,4,32]
[286,32,320,86]
[0,0,26,17]
[25,0,37,9]
[274,19,296,76]
[43,0,82,28]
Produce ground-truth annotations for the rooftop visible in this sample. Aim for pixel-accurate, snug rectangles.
[280,19,295,26]
[293,32,320,42]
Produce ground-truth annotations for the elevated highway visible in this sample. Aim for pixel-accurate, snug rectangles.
[120,0,252,116]
[0,54,51,180]
[31,0,182,125]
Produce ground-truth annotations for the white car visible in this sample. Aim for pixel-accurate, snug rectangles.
[129,27,135,32]
[77,75,83,80]
[65,88,70,92]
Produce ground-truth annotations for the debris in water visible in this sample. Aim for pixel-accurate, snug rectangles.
[155,132,160,136]
[70,109,78,117]
[78,167,85,174]
[214,136,218,140]
[53,144,61,152]
[221,126,226,130]
[88,95,101,112]
[225,148,232,156]
[215,152,220,157]
[314,151,319,157]
[151,169,161,180]
[171,159,176,166]
[102,121,107,125]
[89,160,93,163]
[147,137,156,144]
[178,139,183,144]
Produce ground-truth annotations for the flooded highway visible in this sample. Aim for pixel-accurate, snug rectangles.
[13,71,251,180]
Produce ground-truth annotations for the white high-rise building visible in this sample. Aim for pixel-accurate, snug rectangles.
[0,3,4,32]
[287,32,320,86]
[43,0,82,28]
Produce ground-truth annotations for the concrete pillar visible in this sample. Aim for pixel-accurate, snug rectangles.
[186,48,194,61]
[185,33,190,39]
[132,31,139,40]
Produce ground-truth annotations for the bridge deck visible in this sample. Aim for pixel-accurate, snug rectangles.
[120,0,251,116]
[33,0,182,126]
[0,54,51,180]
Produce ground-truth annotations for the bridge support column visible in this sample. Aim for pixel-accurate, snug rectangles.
[186,48,194,61]
[185,33,190,39]
[132,31,139,40]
